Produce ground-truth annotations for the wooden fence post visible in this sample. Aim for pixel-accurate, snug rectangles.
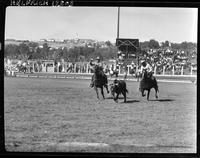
[74,63,76,73]
[181,66,183,75]
[154,66,157,75]
[127,65,130,75]
[86,64,89,73]
[33,62,35,72]
[163,66,165,75]
[172,65,175,75]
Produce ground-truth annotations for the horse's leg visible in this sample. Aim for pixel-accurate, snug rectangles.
[142,90,145,97]
[104,84,109,93]
[104,75,109,93]
[154,87,158,98]
[153,79,159,99]
[114,93,119,103]
[101,87,105,99]
[95,87,100,99]
[111,92,115,99]
[90,75,94,87]
[147,89,150,101]
[137,74,140,82]
[122,91,126,103]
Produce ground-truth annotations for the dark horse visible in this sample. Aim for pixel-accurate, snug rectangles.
[139,70,159,100]
[92,65,109,99]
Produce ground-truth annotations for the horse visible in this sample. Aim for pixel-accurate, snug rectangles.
[92,65,109,99]
[139,70,159,100]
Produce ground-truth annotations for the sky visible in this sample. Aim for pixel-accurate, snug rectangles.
[5,7,198,43]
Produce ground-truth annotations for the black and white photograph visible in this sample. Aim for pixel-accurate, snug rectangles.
[4,3,197,153]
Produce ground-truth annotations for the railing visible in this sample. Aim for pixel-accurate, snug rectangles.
[5,62,197,77]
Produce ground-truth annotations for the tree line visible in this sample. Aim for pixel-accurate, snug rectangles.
[4,39,197,62]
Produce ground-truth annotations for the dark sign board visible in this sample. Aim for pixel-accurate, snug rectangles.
[116,38,139,61]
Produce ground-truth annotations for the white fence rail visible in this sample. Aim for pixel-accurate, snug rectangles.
[4,58,197,77]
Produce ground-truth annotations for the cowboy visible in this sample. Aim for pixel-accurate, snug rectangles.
[95,56,103,70]
[89,57,103,87]
[89,57,103,71]
[140,60,153,79]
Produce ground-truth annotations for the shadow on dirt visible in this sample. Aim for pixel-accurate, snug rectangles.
[106,96,114,99]
[106,97,140,103]
[106,96,125,99]
[125,100,140,103]
[149,99,175,102]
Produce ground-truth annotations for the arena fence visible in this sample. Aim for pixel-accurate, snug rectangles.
[5,60,197,79]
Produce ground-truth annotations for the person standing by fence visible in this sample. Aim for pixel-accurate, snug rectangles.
[130,61,136,76]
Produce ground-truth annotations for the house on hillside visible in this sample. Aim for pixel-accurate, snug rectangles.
[48,39,55,42]
[40,39,47,42]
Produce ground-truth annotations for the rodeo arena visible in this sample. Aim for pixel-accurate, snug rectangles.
[4,36,197,153]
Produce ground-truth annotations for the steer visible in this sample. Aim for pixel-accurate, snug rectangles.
[110,79,128,103]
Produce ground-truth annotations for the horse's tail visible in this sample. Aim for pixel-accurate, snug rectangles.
[126,89,128,93]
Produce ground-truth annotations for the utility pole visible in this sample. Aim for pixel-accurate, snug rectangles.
[117,7,120,39]
[116,7,120,61]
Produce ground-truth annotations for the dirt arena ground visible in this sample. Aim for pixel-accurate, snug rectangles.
[4,77,196,153]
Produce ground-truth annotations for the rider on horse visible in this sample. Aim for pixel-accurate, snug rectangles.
[89,57,104,87]
[139,60,158,100]
[140,60,153,79]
